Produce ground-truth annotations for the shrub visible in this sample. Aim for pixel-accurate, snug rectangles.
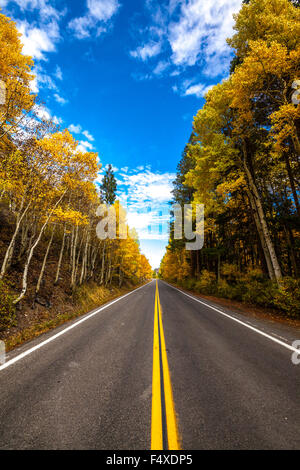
[183,278,196,290]
[226,282,247,301]
[221,263,241,283]
[0,279,16,330]
[217,279,232,298]
[272,277,300,317]
[246,267,265,282]
[195,270,217,295]
[176,269,300,319]
[242,279,276,306]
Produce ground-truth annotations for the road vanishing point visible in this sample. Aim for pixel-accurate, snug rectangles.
[0,280,299,450]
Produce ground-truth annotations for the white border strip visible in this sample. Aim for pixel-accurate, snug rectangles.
[162,281,299,354]
[0,281,153,372]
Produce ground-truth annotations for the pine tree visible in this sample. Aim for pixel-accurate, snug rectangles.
[171,134,195,205]
[100,164,117,205]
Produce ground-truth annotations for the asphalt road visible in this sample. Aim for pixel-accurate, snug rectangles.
[0,280,299,450]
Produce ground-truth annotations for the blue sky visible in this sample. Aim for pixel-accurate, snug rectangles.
[0,0,242,268]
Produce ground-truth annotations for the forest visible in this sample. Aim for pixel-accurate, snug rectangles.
[0,10,152,340]
[160,0,300,317]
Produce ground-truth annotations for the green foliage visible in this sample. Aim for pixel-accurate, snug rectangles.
[0,280,16,330]
[217,279,234,299]
[221,263,241,283]
[171,135,196,205]
[176,263,300,317]
[100,164,117,205]
[195,270,217,295]
[241,279,276,306]
[182,278,197,290]
[160,0,299,314]
[273,277,300,317]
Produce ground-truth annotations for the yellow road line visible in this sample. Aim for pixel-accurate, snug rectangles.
[151,282,163,450]
[151,280,181,450]
[157,283,181,450]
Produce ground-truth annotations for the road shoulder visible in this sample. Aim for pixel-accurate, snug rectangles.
[160,280,300,346]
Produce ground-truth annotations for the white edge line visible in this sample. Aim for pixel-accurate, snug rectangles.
[0,281,154,372]
[161,281,299,354]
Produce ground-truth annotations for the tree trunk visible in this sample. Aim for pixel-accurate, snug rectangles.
[119,264,123,287]
[100,242,106,285]
[35,225,55,295]
[54,225,66,285]
[89,245,98,280]
[246,186,276,280]
[80,230,90,285]
[70,225,79,289]
[17,217,30,262]
[242,143,282,283]
[0,199,30,279]
[284,152,300,217]
[105,250,112,287]
[73,234,84,288]
[283,225,298,278]
[14,192,66,304]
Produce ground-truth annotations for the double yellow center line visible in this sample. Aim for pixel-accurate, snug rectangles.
[151,280,180,450]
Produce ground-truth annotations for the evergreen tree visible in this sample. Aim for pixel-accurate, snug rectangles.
[100,164,117,204]
[171,134,195,205]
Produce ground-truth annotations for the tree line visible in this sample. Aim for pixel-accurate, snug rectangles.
[0,10,151,328]
[160,0,300,316]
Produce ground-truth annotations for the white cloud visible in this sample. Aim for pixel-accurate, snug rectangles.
[34,104,51,121]
[87,0,120,21]
[153,60,169,75]
[68,16,94,39]
[105,164,118,172]
[183,82,214,98]
[0,0,65,67]
[139,239,167,270]
[168,0,242,70]
[68,126,95,143]
[1,2,67,124]
[53,115,62,125]
[79,140,95,151]
[68,123,82,134]
[95,165,175,250]
[33,104,62,126]
[1,1,63,60]
[68,0,120,39]
[17,20,58,60]
[1,0,63,19]
[130,41,162,61]
[116,167,176,241]
[29,62,61,95]
[54,93,68,105]
[131,0,242,82]
[172,77,217,99]
[54,65,63,80]
[30,75,39,94]
[82,130,95,141]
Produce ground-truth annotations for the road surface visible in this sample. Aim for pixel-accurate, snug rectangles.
[0,280,299,450]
